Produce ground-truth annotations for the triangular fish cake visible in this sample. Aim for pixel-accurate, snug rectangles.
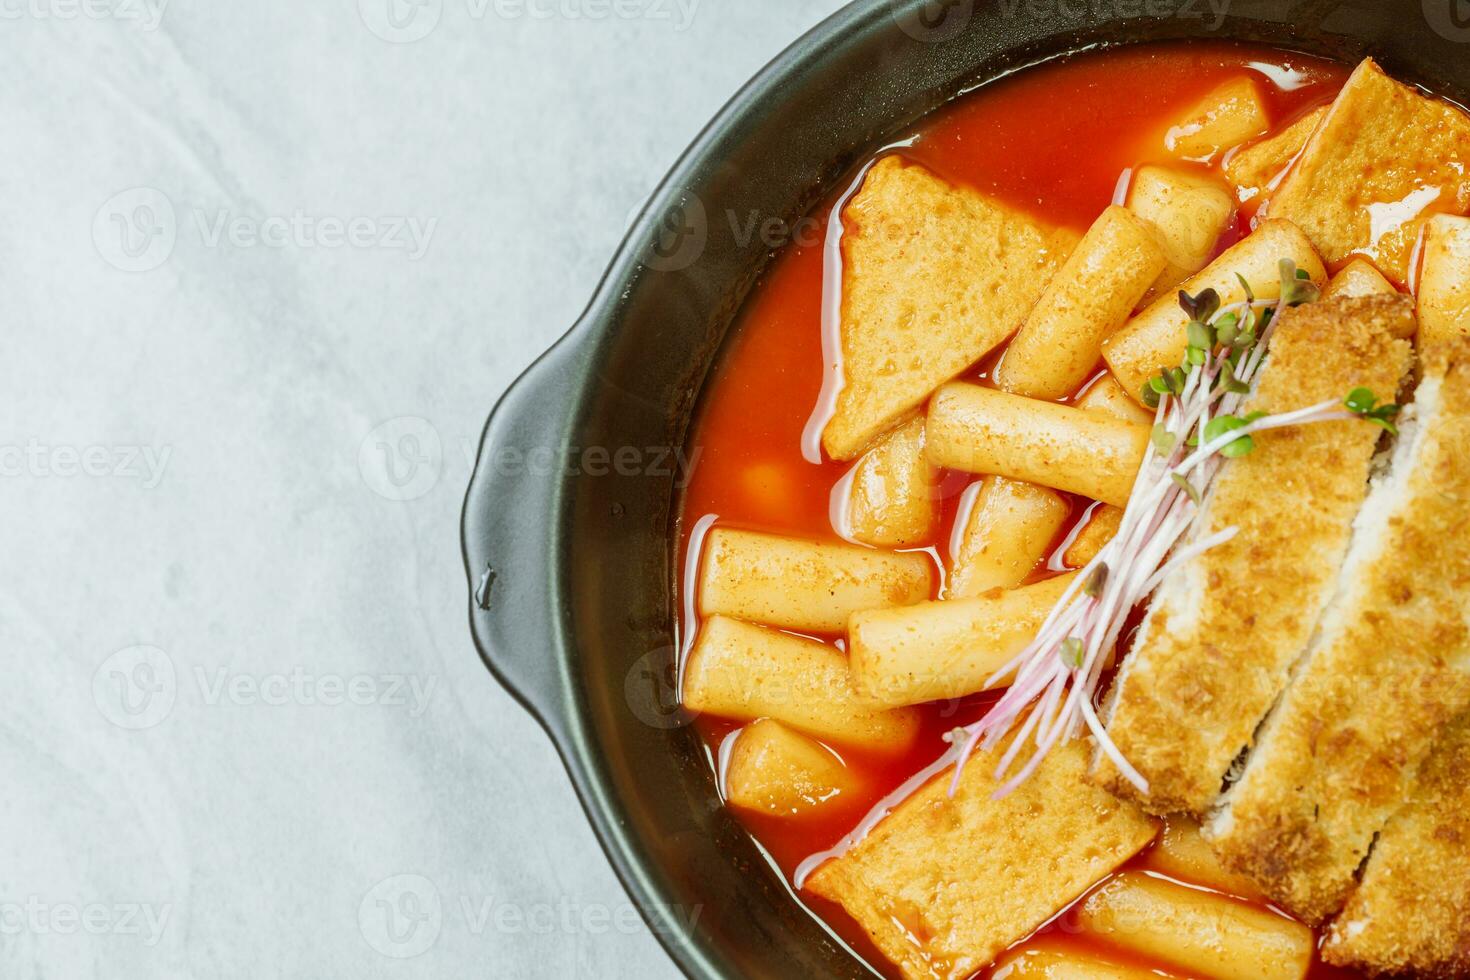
[1267,58,1470,283]
[822,158,1078,460]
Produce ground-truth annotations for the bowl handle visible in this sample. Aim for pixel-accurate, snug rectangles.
[460,330,588,738]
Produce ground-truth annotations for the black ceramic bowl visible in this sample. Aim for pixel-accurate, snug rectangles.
[462,2,1470,976]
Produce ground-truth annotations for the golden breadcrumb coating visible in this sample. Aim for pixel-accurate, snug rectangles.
[1208,334,1470,923]
[1095,295,1414,815]
[1323,711,1470,976]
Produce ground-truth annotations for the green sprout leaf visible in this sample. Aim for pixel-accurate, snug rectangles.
[1279,258,1321,306]
[1142,382,1161,409]
[1233,309,1257,351]
[1290,281,1322,305]
[1204,414,1257,457]
[1221,436,1256,458]
[1214,313,1240,346]
[1345,386,1378,414]
[1059,637,1085,670]
[1344,387,1401,435]
[1171,472,1203,506]
[1236,273,1256,304]
[1187,319,1214,351]
[1179,288,1221,324]
[1152,424,1178,455]
[1084,563,1109,598]
[1203,415,1245,440]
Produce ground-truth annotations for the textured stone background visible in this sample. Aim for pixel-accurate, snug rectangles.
[0,1,846,975]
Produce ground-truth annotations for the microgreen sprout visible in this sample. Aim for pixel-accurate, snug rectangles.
[1236,272,1256,304]
[1179,287,1221,324]
[1345,386,1402,434]
[1170,472,1202,506]
[1203,414,1258,458]
[947,265,1401,801]
[1278,258,1322,307]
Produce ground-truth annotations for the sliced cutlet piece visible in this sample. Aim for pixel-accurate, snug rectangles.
[1093,295,1415,815]
[804,738,1157,980]
[1322,712,1470,976]
[1208,337,1470,923]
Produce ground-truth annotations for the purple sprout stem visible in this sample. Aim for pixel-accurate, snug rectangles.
[946,296,1363,801]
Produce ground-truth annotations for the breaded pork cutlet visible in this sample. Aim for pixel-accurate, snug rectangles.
[1323,712,1470,976]
[1208,337,1470,924]
[1094,295,1415,815]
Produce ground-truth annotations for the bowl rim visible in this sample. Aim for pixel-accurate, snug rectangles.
[461,4,912,976]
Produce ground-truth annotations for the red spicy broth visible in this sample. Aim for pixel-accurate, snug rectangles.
[677,41,1357,979]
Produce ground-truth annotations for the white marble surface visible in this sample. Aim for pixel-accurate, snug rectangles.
[0,1,847,976]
